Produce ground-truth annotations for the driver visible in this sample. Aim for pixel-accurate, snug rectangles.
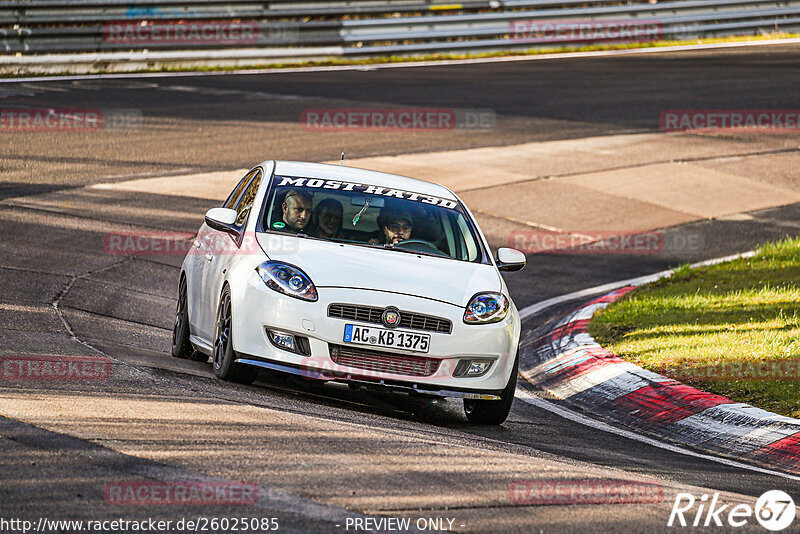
[371,207,413,245]
[281,189,313,233]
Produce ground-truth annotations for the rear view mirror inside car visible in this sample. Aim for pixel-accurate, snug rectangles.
[351,195,385,208]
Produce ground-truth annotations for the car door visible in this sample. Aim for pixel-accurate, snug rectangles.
[199,168,263,341]
[190,169,259,342]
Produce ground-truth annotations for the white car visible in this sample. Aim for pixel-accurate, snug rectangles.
[172,161,526,424]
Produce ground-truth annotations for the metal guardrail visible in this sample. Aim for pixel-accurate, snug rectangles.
[0,0,798,64]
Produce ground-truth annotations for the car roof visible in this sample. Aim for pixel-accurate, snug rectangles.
[268,160,458,201]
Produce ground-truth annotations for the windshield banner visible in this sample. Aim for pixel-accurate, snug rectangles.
[274,176,459,210]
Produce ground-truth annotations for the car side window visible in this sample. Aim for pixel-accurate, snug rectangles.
[223,169,258,210]
[233,169,263,227]
[455,213,479,261]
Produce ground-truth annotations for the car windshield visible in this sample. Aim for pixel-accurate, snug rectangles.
[261,175,485,263]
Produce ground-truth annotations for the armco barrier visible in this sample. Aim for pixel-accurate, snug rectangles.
[0,0,799,72]
[521,287,800,475]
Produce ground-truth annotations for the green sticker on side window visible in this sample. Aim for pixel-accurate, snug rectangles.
[273,221,286,229]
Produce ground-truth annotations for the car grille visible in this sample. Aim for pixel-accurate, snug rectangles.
[327,303,452,334]
[329,344,441,377]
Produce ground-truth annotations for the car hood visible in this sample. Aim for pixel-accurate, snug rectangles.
[256,233,501,307]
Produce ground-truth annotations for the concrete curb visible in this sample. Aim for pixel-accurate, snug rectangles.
[520,286,800,475]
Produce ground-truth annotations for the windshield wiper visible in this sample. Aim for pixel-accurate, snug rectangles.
[327,237,361,245]
[382,244,447,259]
[307,236,450,259]
[323,237,381,251]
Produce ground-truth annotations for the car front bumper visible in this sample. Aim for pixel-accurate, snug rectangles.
[232,276,519,398]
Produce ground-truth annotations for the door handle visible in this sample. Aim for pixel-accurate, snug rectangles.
[205,254,213,262]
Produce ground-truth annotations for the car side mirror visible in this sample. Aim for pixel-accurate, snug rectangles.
[496,247,526,272]
[205,208,239,235]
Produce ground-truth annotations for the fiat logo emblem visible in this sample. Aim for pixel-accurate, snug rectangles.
[382,307,401,329]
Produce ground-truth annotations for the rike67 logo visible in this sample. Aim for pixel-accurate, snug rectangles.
[669,490,796,531]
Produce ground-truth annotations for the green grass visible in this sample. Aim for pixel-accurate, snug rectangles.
[2,32,798,78]
[588,238,800,418]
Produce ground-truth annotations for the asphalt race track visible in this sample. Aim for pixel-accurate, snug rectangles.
[1,44,800,533]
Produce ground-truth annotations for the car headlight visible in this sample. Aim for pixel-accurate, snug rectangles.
[463,292,509,324]
[256,261,318,302]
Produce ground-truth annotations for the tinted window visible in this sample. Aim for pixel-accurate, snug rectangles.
[261,175,485,263]
[223,169,259,210]
[233,169,263,226]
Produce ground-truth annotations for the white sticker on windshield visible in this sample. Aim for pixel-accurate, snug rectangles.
[275,176,458,210]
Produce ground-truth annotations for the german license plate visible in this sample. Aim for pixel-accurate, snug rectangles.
[343,324,430,353]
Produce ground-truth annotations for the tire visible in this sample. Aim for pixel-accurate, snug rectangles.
[171,276,193,358]
[171,276,208,362]
[463,346,519,425]
[212,285,258,385]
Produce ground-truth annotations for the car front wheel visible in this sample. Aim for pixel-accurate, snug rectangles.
[463,347,518,425]
[212,285,258,385]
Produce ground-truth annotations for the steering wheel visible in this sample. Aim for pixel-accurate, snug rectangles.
[394,239,448,257]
